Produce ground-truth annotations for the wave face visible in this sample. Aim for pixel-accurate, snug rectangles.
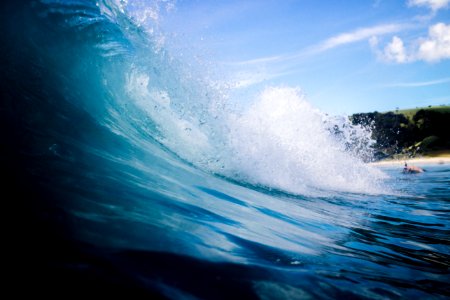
[2,1,449,299]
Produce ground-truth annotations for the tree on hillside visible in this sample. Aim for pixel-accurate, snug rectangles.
[413,109,450,151]
[413,110,450,139]
[351,108,450,159]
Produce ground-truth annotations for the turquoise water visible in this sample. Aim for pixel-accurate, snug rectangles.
[1,1,449,299]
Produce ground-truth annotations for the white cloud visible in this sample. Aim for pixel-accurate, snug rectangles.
[416,22,450,62]
[408,0,450,11]
[383,36,408,63]
[376,22,450,63]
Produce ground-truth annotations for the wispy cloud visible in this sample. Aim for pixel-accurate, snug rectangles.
[372,0,382,8]
[407,0,450,20]
[314,23,408,52]
[220,23,412,90]
[223,55,284,66]
[383,77,450,87]
[226,23,409,67]
[408,0,450,12]
[230,70,295,89]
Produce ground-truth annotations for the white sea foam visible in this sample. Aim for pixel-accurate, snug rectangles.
[220,87,387,195]
[126,69,386,195]
[116,0,388,196]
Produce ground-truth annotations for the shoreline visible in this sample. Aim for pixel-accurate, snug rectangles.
[369,155,450,166]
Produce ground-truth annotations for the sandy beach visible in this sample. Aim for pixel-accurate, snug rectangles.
[369,155,450,166]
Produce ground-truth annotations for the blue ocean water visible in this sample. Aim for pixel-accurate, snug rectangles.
[1,1,449,299]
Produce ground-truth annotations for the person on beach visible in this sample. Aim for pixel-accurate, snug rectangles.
[403,162,424,173]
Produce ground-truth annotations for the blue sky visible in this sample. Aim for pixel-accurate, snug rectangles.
[156,0,450,114]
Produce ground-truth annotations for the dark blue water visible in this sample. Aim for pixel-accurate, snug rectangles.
[2,1,449,299]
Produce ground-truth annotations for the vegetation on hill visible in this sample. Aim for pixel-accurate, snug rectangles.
[394,105,450,121]
[350,105,450,160]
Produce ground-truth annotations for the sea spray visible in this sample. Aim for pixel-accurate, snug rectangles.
[125,69,215,164]
[125,66,386,195]
[105,0,387,196]
[221,87,386,195]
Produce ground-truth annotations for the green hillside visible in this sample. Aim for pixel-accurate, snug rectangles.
[351,105,450,160]
[391,105,450,121]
